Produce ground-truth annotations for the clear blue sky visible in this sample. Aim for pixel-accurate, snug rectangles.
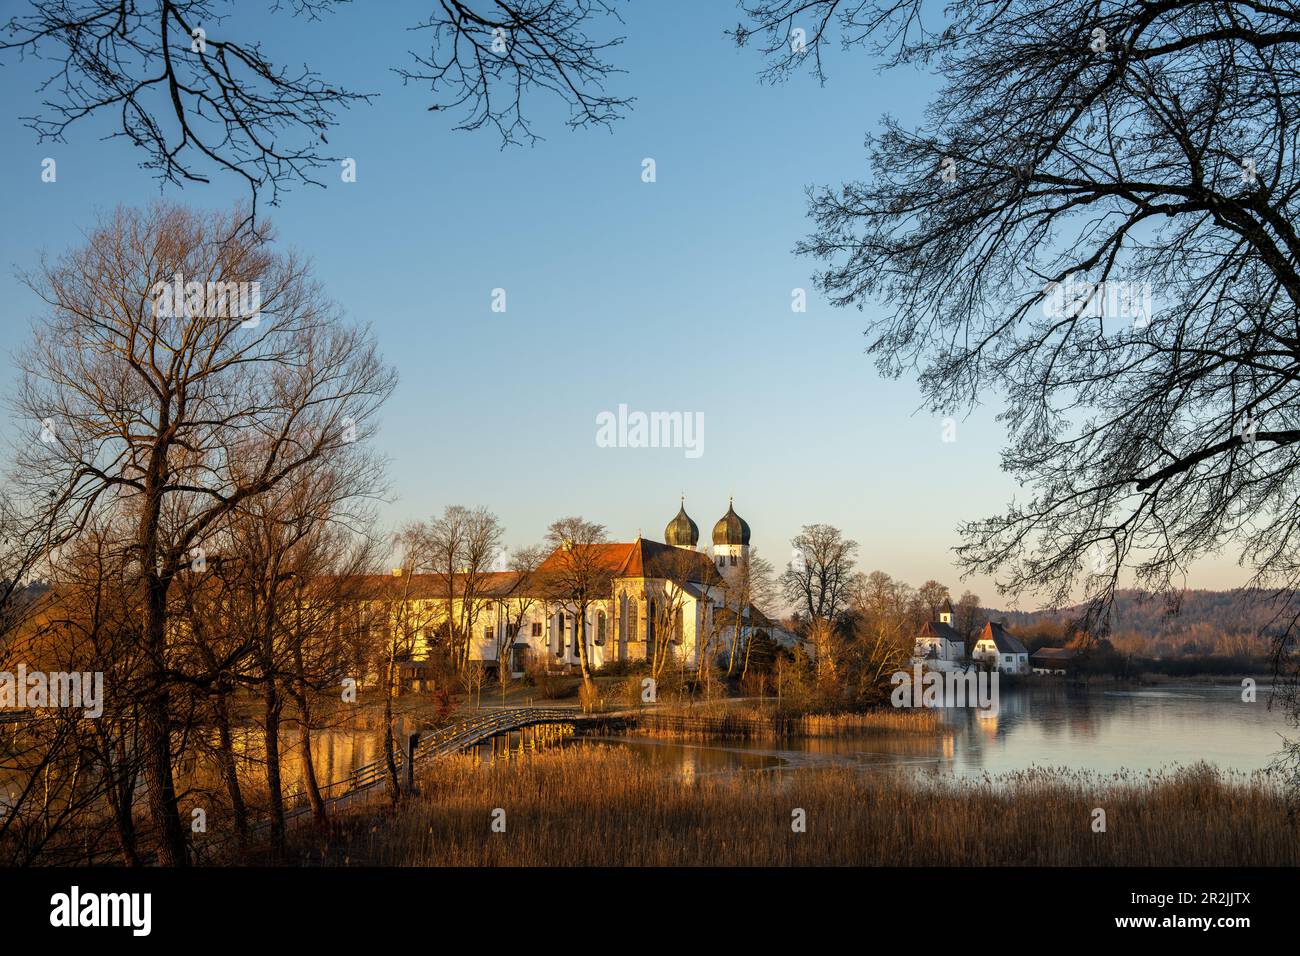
[0,0,1248,605]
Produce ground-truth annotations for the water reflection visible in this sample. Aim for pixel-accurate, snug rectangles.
[176,683,1295,795]
[576,683,1293,781]
[178,716,388,799]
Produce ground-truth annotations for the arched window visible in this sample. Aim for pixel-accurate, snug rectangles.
[596,611,607,646]
[647,599,657,643]
[628,602,638,641]
[555,611,566,656]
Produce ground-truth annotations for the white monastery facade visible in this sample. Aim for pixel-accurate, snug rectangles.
[372,499,798,677]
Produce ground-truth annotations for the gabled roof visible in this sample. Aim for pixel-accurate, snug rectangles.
[715,603,775,629]
[980,621,1028,655]
[1031,646,1079,661]
[918,620,963,643]
[346,539,723,604]
[536,538,723,586]
[353,571,529,601]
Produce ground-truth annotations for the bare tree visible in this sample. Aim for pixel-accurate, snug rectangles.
[12,202,395,865]
[420,506,468,669]
[399,0,634,145]
[540,517,609,705]
[282,531,381,827]
[495,544,546,699]
[781,524,858,678]
[917,580,951,621]
[0,0,371,225]
[412,505,503,671]
[455,507,505,671]
[740,1,1300,783]
[954,590,985,644]
[207,440,385,853]
[0,519,145,865]
[171,539,254,848]
[843,570,919,703]
[715,548,774,680]
[2,0,632,217]
[382,526,446,807]
[739,1,1300,639]
[643,546,717,684]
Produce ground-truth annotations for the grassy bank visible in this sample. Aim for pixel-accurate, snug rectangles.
[285,747,1297,866]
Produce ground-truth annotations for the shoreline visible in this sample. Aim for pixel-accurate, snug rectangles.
[277,748,1298,867]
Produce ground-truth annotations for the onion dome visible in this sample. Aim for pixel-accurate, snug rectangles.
[664,497,699,547]
[711,497,751,546]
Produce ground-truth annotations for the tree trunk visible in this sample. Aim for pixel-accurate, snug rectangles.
[727,619,740,677]
[291,628,327,824]
[383,659,400,808]
[297,704,326,824]
[211,687,249,844]
[141,571,186,865]
[264,678,285,857]
[137,426,187,866]
[446,578,458,670]
[139,688,186,866]
[812,619,836,680]
[106,735,140,867]
[575,605,595,708]
[112,800,140,866]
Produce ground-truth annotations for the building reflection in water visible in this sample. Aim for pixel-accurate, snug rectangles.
[177,684,1295,795]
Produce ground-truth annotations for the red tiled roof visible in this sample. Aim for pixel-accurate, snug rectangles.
[537,539,723,585]
[980,621,1028,655]
[351,571,529,600]
[346,540,723,603]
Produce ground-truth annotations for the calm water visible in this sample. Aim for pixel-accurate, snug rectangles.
[143,682,1300,801]
[576,684,1296,780]
[7,684,1283,810]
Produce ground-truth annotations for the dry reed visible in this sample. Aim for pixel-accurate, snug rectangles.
[622,706,940,740]
[288,746,1298,866]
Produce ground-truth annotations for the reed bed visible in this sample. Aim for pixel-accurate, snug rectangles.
[289,747,1298,866]
[622,706,940,741]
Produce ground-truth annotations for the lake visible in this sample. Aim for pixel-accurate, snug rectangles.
[573,683,1296,781]
[131,681,1300,805]
[8,683,1286,813]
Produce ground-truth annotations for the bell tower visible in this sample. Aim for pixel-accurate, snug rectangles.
[711,498,751,585]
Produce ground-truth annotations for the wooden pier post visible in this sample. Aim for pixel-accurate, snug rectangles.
[404,732,418,794]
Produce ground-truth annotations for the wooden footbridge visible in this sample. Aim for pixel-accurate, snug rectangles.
[72,707,627,865]
[283,706,628,819]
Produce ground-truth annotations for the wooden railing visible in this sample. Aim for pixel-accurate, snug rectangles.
[282,707,585,819]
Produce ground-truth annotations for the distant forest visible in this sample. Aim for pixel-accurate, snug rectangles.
[987,589,1285,674]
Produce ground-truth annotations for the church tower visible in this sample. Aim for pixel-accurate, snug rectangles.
[939,597,954,625]
[711,498,751,585]
[664,497,699,550]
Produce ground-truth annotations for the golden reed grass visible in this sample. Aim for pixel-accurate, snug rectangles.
[623,706,940,740]
[287,746,1298,866]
